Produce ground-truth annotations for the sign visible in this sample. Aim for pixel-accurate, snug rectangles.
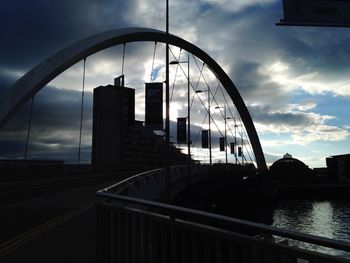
[177,118,187,144]
[238,146,242,157]
[145,83,163,129]
[278,0,350,27]
[202,130,209,148]
[219,137,225,152]
[230,142,235,154]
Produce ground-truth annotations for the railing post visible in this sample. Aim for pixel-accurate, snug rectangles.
[117,212,122,263]
[96,165,350,263]
[215,238,223,263]
[160,222,169,262]
[124,212,130,262]
[180,230,189,263]
[131,214,137,263]
[170,221,178,263]
[191,233,199,263]
[109,212,115,263]
[203,236,210,263]
[96,204,111,263]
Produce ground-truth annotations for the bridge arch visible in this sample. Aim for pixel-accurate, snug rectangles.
[0,27,267,172]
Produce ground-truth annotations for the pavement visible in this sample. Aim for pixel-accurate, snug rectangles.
[0,179,118,263]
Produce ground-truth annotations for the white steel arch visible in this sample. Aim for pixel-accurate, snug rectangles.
[0,27,267,172]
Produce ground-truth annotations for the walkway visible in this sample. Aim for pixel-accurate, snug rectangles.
[0,177,122,263]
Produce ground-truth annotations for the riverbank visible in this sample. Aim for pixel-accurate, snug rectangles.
[275,184,350,200]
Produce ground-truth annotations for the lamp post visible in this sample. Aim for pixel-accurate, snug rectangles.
[195,88,212,165]
[215,105,229,164]
[165,0,170,201]
[226,116,231,163]
[234,115,238,164]
[170,52,191,176]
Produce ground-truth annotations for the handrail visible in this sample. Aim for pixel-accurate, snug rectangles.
[96,190,350,253]
[99,166,165,193]
[99,164,206,197]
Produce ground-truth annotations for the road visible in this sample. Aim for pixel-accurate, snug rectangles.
[0,172,135,263]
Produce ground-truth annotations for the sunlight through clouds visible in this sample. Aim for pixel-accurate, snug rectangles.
[1,0,350,167]
[262,61,350,97]
[200,0,277,12]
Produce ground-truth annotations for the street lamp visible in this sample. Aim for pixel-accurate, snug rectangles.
[234,115,238,164]
[215,105,229,164]
[170,53,191,176]
[195,88,212,165]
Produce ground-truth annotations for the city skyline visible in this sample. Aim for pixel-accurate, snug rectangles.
[1,0,350,168]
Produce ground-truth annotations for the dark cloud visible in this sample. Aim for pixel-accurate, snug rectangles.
[0,69,18,96]
[228,60,288,106]
[1,0,349,166]
[1,86,92,132]
[0,86,92,162]
[249,104,315,127]
[0,0,134,70]
[191,2,350,102]
[0,140,26,159]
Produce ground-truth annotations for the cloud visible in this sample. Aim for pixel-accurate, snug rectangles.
[0,86,93,162]
[199,0,277,13]
[250,104,350,145]
[229,60,289,105]
[1,0,350,167]
[0,0,135,72]
[260,60,350,97]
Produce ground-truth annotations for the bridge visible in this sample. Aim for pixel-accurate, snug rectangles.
[1,28,350,262]
[95,165,350,263]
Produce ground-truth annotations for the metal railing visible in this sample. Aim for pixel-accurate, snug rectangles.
[96,166,350,263]
[98,164,208,201]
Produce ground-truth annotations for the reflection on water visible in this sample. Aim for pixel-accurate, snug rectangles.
[272,200,350,258]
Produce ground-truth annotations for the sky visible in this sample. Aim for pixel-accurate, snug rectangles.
[0,0,350,168]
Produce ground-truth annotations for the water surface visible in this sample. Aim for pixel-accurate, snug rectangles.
[272,200,350,258]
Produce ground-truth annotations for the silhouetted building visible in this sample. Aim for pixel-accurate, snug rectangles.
[92,75,135,169]
[326,154,350,183]
[92,76,187,170]
[0,159,63,180]
[269,153,314,183]
[313,167,328,178]
[124,121,187,167]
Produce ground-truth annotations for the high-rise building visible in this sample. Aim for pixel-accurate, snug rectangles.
[92,76,188,171]
[326,154,350,183]
[91,75,135,169]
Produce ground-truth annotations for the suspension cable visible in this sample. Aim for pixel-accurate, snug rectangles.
[191,113,208,149]
[121,43,126,75]
[213,73,254,164]
[190,56,205,109]
[194,82,226,139]
[169,48,202,115]
[215,83,239,162]
[240,122,254,164]
[169,49,206,113]
[78,58,86,165]
[229,98,254,164]
[198,65,244,164]
[169,47,182,102]
[150,42,157,82]
[236,114,249,164]
[24,96,35,160]
[168,50,252,164]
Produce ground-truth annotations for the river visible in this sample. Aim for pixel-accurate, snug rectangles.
[175,176,350,258]
[213,198,350,258]
[271,200,350,258]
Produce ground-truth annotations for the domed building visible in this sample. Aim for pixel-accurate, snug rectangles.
[269,153,314,183]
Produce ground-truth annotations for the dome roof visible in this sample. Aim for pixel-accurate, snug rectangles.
[273,154,307,167]
[269,153,313,182]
